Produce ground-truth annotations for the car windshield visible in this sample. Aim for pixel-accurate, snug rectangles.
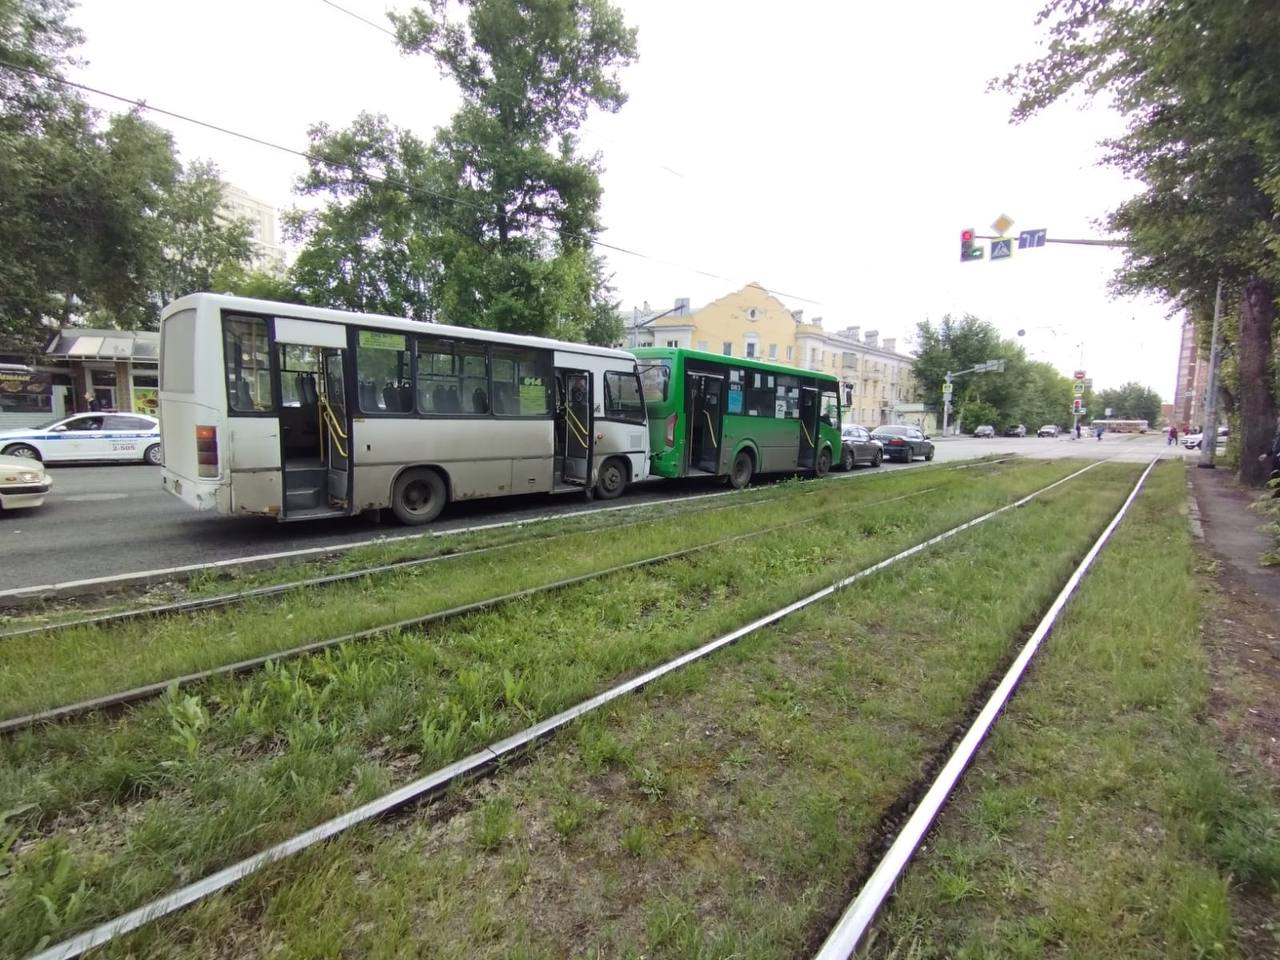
[30,417,66,430]
[872,426,906,437]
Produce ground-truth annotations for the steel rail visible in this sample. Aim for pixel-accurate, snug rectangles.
[812,456,1159,960]
[26,458,1102,960]
[0,456,1004,628]
[0,485,941,734]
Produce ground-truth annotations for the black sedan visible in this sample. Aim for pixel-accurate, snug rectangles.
[871,424,935,462]
[839,425,883,470]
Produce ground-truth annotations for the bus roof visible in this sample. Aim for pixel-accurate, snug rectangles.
[632,346,841,385]
[162,292,639,362]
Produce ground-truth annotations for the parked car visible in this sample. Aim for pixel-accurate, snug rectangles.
[839,425,884,470]
[871,424,934,463]
[1183,426,1229,450]
[0,453,52,511]
[973,424,996,438]
[1005,424,1027,437]
[0,413,161,464]
[1037,424,1060,437]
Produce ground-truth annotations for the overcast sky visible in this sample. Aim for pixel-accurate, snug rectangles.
[67,0,1180,399]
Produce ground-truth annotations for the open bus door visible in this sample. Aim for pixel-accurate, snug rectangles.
[320,347,350,507]
[559,370,593,486]
[687,373,724,474]
[798,386,818,470]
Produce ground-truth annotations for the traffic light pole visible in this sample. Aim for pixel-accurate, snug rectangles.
[941,361,1005,436]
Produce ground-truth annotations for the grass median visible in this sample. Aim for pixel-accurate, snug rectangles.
[1,458,1075,957]
[872,463,1280,958]
[90,464,1148,958]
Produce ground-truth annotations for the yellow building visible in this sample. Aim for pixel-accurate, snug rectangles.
[625,283,923,427]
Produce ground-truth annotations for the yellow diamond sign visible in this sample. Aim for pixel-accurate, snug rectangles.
[991,214,1014,235]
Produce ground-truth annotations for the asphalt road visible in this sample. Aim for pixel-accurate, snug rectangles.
[0,433,1180,592]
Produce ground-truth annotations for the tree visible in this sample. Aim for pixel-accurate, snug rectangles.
[1001,1,1280,483]
[1,2,254,343]
[285,0,635,344]
[1096,381,1161,425]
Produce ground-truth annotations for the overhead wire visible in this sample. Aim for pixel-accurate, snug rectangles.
[0,54,826,307]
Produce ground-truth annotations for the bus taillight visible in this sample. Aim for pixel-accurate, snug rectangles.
[195,425,219,478]
[665,413,677,447]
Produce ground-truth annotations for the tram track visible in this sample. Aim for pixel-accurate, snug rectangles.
[0,485,940,734]
[18,457,1105,960]
[811,457,1160,959]
[1,458,1002,642]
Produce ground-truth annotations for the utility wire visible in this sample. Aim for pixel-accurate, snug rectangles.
[0,56,824,306]
[317,0,397,37]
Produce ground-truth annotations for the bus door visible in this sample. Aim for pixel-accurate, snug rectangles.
[558,369,593,486]
[320,347,351,507]
[688,373,724,474]
[798,386,819,470]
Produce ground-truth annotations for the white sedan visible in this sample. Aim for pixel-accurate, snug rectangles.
[0,454,52,510]
[0,413,162,465]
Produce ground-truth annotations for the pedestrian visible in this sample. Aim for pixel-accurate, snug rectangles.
[1075,422,1082,440]
[1167,424,1178,445]
[1095,424,1104,441]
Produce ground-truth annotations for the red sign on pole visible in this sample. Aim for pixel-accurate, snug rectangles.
[1073,369,1087,380]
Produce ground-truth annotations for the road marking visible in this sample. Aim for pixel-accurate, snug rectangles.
[62,494,129,502]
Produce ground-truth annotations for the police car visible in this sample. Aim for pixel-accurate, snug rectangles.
[0,413,162,464]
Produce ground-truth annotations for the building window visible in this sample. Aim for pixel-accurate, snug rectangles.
[768,343,777,359]
[666,339,679,348]
[697,340,708,352]
[786,346,793,362]
[723,342,733,356]
[745,340,757,358]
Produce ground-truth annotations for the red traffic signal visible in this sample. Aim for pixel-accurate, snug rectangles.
[960,228,983,262]
[961,229,974,242]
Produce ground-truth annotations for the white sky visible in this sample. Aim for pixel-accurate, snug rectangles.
[67,0,1181,399]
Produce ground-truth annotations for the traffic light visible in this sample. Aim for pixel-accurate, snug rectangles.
[960,228,983,262]
[1072,398,1083,414]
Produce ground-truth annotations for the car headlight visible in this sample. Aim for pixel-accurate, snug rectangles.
[19,471,41,483]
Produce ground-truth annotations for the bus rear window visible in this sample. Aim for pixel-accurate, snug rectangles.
[639,362,671,403]
[160,309,196,393]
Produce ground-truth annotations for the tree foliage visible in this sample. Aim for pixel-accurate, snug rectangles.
[0,0,253,349]
[1001,0,1280,482]
[1097,381,1161,424]
[283,0,635,344]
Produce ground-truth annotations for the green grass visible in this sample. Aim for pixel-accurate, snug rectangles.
[60,463,1150,959]
[875,463,1280,958]
[0,459,1077,958]
[0,463,968,718]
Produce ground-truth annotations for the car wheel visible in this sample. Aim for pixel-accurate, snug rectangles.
[594,457,627,500]
[841,448,855,471]
[925,447,934,461]
[391,468,447,525]
[144,443,162,466]
[729,449,754,489]
[872,450,882,467]
[2,443,41,461]
[815,447,831,478]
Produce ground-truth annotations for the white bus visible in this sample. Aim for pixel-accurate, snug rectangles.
[158,294,650,524]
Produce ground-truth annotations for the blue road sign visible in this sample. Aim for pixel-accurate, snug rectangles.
[990,238,1013,260]
[1017,229,1047,249]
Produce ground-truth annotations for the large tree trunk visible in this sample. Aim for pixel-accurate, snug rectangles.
[1237,278,1278,485]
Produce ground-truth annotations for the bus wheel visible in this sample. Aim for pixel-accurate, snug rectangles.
[391,468,447,525]
[815,448,831,478]
[594,458,627,500]
[729,450,754,489]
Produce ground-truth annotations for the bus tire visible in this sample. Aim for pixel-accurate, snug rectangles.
[391,468,447,525]
[815,447,831,477]
[729,449,754,489]
[144,443,162,466]
[594,457,627,500]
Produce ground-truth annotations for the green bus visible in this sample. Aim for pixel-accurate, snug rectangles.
[633,347,841,488]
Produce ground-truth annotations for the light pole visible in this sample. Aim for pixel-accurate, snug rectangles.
[941,360,1006,435]
[1198,278,1224,469]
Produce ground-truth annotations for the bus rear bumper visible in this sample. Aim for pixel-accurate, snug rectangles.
[162,470,226,513]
